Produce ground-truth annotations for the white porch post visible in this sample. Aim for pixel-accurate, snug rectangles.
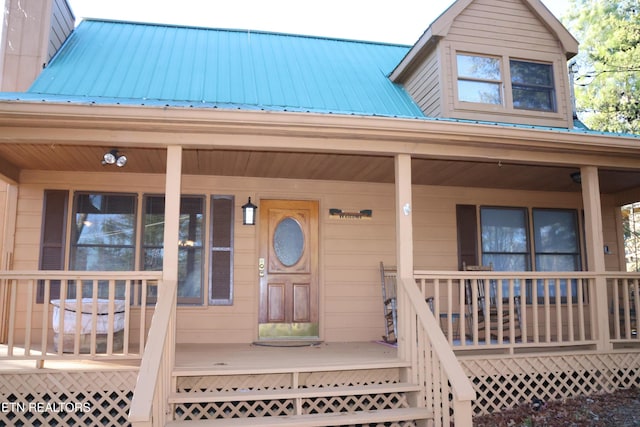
[580,166,610,350]
[395,154,414,360]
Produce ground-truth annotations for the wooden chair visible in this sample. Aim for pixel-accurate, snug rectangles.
[379,262,397,343]
[464,262,521,340]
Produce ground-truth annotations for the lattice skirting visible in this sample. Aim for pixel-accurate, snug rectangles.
[460,351,640,416]
[174,368,417,426]
[0,369,138,426]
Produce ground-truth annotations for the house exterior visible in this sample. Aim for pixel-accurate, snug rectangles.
[0,0,639,426]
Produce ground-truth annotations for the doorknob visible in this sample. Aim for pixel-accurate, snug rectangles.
[258,258,265,277]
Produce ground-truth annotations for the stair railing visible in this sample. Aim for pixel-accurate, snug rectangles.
[129,279,177,427]
[398,276,475,426]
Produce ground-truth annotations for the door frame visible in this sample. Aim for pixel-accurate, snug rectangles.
[257,199,320,340]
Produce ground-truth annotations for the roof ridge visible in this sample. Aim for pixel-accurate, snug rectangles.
[79,18,412,48]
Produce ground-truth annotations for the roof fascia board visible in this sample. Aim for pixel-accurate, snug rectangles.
[0,101,639,164]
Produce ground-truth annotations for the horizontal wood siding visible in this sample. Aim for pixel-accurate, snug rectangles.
[440,0,572,127]
[448,0,559,53]
[403,46,442,117]
[9,170,623,344]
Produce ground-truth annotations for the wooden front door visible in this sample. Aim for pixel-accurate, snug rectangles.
[258,200,319,339]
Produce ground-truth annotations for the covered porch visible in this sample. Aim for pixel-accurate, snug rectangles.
[2,103,640,424]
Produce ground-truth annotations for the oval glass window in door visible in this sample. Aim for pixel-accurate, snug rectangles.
[273,217,305,267]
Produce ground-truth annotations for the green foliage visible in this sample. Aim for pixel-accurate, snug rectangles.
[565,0,640,134]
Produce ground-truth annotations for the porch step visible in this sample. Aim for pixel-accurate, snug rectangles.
[165,407,432,426]
[169,382,421,404]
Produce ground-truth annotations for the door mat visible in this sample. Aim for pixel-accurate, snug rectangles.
[252,340,324,347]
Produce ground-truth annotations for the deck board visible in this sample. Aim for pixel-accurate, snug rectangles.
[0,341,399,373]
[173,341,401,375]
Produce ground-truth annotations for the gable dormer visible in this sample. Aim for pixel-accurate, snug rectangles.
[391,0,579,128]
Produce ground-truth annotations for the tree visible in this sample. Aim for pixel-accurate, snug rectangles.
[565,0,640,134]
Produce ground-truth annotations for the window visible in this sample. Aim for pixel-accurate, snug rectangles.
[475,206,582,303]
[457,54,502,105]
[210,196,234,305]
[532,209,580,302]
[143,195,205,304]
[71,193,137,271]
[480,207,530,271]
[510,60,556,112]
[456,53,556,112]
[69,193,137,299]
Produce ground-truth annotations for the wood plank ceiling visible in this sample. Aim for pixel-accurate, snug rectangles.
[1,143,639,194]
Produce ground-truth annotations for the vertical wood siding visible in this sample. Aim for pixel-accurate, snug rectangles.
[10,170,622,344]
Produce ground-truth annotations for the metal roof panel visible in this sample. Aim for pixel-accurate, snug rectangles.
[29,20,424,118]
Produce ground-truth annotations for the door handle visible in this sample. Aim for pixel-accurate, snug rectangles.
[258,258,265,277]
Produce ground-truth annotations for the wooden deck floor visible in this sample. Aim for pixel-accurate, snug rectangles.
[0,341,400,373]
[174,341,401,375]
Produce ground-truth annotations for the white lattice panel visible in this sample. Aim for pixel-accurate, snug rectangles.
[0,370,137,426]
[462,351,640,416]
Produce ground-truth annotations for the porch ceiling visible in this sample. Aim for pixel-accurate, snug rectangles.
[1,143,640,194]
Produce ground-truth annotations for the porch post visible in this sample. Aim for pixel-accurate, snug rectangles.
[162,145,182,374]
[395,154,414,359]
[580,166,610,350]
[0,183,17,342]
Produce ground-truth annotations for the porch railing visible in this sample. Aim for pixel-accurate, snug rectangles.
[607,275,639,342]
[0,271,161,367]
[128,279,177,427]
[415,271,640,352]
[397,276,475,426]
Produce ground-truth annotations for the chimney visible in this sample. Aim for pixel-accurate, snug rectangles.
[0,0,74,92]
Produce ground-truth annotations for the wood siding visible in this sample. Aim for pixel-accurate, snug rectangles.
[402,45,443,117]
[9,170,623,344]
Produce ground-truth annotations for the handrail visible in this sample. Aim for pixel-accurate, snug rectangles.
[128,279,177,426]
[399,276,475,425]
[0,270,161,365]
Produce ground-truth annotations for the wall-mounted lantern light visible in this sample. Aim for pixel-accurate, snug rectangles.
[242,197,257,225]
[102,149,127,167]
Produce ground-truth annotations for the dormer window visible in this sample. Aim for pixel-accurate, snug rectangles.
[456,54,502,105]
[510,60,556,112]
[456,53,557,113]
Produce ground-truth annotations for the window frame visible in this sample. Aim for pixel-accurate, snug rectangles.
[509,59,557,112]
[478,205,583,304]
[69,192,138,272]
[456,53,504,106]
[453,48,560,116]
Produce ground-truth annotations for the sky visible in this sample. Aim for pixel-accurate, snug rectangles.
[65,0,571,45]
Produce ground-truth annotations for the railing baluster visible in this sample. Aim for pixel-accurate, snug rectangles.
[543,279,551,343]
[107,279,116,355]
[39,279,51,366]
[577,278,585,341]
[74,279,82,355]
[567,277,574,342]
[90,279,99,357]
[7,278,17,356]
[24,279,34,356]
[555,279,562,343]
[123,279,131,355]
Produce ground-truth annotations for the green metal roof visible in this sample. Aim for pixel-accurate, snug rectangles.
[27,19,424,118]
